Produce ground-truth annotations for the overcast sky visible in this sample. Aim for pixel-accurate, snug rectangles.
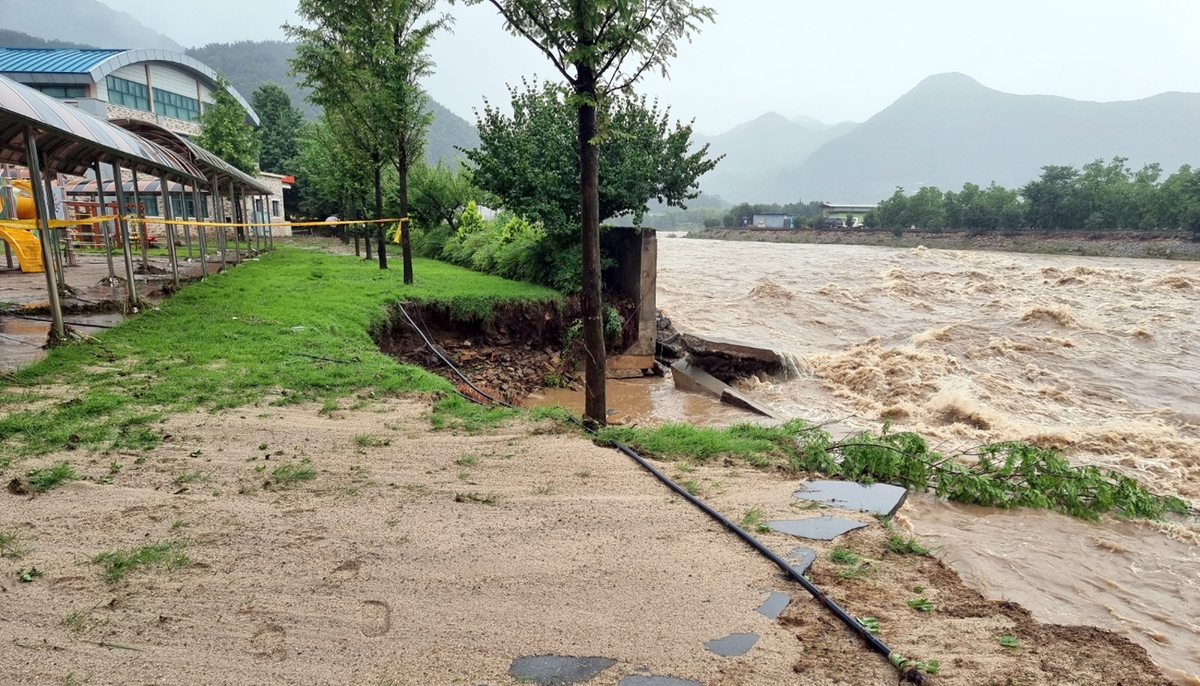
[100,0,1200,135]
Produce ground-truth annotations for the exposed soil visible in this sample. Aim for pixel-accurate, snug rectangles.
[375,296,642,404]
[0,393,1173,685]
[376,301,579,402]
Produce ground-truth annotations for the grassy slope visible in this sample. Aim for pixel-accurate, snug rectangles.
[0,246,560,461]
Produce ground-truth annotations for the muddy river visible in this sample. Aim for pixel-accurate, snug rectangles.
[653,237,1200,683]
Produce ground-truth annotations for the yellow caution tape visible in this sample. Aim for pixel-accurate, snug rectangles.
[0,217,403,231]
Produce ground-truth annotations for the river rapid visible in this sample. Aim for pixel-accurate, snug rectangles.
[656,237,1200,683]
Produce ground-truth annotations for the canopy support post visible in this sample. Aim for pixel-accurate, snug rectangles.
[23,128,65,342]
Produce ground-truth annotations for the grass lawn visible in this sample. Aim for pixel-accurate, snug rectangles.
[0,245,561,462]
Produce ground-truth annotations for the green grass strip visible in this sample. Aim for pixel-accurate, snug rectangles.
[0,246,561,460]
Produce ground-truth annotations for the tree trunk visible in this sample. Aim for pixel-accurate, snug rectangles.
[375,162,387,269]
[577,79,606,428]
[399,155,413,284]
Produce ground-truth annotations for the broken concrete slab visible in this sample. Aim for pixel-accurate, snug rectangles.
[678,333,794,383]
[680,333,786,363]
[786,546,817,575]
[720,387,776,418]
[704,632,760,657]
[671,359,777,418]
[757,591,791,620]
[767,517,868,541]
[618,676,701,686]
[670,358,726,397]
[793,480,908,517]
[508,656,618,685]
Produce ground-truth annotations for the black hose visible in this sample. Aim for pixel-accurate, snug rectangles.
[397,305,929,683]
[395,302,513,409]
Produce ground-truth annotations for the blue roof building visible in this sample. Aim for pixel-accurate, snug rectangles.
[0,48,258,136]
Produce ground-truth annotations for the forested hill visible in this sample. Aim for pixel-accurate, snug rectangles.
[188,40,480,164]
[0,0,184,51]
[0,29,94,49]
[793,73,1200,203]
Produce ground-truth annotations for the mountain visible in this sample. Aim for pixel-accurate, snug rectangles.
[0,0,184,51]
[0,29,95,49]
[188,40,480,164]
[794,73,1200,203]
[694,113,856,203]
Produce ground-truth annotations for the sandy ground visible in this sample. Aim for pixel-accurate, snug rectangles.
[0,395,1169,686]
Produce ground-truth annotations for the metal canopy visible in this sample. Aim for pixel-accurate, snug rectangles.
[0,74,203,181]
[111,118,272,194]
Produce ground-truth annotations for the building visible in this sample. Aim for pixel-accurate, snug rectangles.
[751,213,795,229]
[0,48,258,137]
[820,203,877,228]
[0,48,288,233]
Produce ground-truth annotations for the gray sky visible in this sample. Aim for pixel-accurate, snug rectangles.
[100,0,1200,136]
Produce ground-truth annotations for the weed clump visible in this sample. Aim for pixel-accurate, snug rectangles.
[269,459,318,487]
[92,541,189,581]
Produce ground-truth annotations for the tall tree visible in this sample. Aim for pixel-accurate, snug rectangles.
[467,79,717,290]
[457,0,716,427]
[196,75,261,174]
[252,83,304,174]
[287,0,448,276]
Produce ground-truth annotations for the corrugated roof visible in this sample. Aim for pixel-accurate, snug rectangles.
[0,48,124,75]
[111,119,273,194]
[0,74,203,180]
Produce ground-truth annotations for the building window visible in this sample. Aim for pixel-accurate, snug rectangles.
[106,75,150,111]
[272,200,280,217]
[153,88,201,122]
[35,85,87,99]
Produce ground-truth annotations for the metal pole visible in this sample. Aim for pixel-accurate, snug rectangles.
[256,196,262,253]
[94,161,115,283]
[131,168,149,270]
[182,185,193,261]
[23,128,64,341]
[194,185,208,278]
[159,175,180,290]
[215,177,227,270]
[41,170,66,291]
[112,162,139,307]
[232,186,242,264]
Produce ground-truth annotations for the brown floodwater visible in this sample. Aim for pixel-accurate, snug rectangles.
[650,237,1200,682]
[0,313,125,369]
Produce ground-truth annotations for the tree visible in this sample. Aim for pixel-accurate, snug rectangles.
[1021,165,1079,230]
[294,116,374,221]
[252,83,304,174]
[457,0,715,426]
[287,0,448,277]
[196,75,261,174]
[407,162,479,232]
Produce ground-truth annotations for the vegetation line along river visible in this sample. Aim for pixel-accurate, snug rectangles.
[655,237,1200,684]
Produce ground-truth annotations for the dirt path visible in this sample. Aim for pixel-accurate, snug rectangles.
[0,397,1169,685]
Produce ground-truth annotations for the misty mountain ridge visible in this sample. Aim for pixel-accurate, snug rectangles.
[0,0,184,51]
[713,72,1200,204]
[694,112,857,204]
[798,72,1200,202]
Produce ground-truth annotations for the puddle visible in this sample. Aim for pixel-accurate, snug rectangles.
[703,632,759,657]
[756,591,791,619]
[524,377,764,427]
[767,517,868,540]
[0,313,125,370]
[507,655,617,685]
[794,480,908,517]
[618,675,701,686]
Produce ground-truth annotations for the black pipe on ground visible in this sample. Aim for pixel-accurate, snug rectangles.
[393,302,930,684]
